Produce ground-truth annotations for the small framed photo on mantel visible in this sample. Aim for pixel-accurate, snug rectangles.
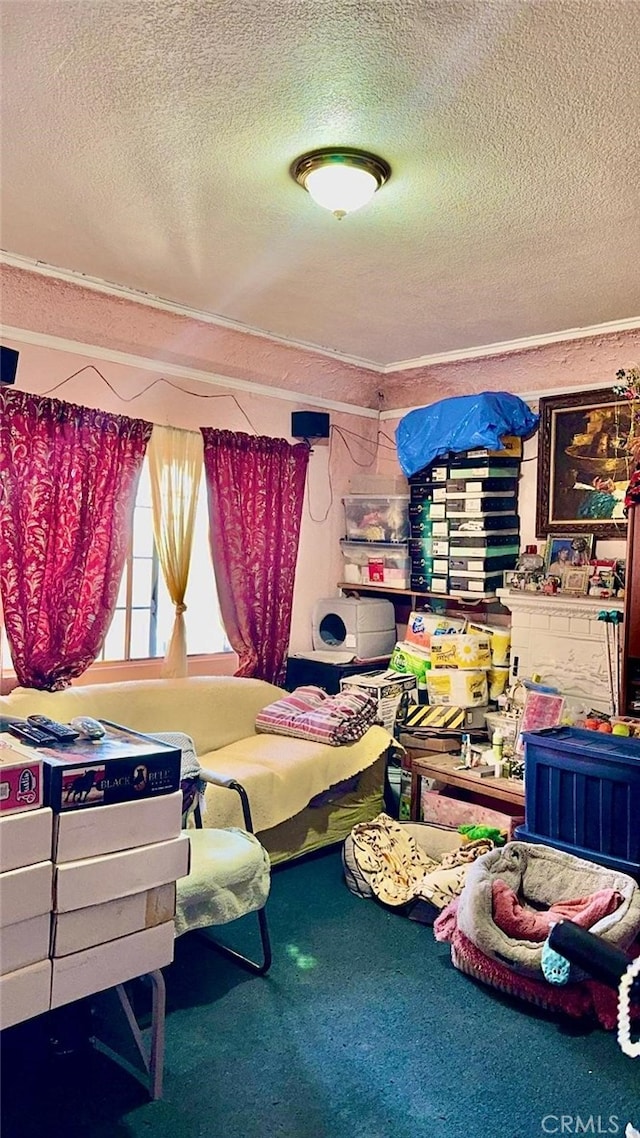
[544,534,594,576]
[559,566,590,596]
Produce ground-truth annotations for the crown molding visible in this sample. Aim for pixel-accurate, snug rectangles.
[378,376,637,421]
[1,325,380,419]
[4,252,639,380]
[382,316,640,372]
[0,251,384,373]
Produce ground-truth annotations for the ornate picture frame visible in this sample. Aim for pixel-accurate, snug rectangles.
[536,388,633,539]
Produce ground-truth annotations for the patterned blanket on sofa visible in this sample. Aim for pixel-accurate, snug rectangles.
[255,685,378,745]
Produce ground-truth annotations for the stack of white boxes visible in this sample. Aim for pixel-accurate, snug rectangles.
[0,731,191,1028]
[49,792,189,1009]
[0,805,54,1029]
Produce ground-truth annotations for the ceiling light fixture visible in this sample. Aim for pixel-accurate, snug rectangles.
[291,148,391,220]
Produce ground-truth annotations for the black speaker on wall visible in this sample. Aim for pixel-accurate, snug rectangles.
[291,410,330,440]
[0,346,19,386]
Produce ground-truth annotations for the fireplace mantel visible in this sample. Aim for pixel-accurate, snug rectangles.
[496,588,624,713]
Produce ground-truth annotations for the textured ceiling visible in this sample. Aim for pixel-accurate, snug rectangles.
[1,0,639,368]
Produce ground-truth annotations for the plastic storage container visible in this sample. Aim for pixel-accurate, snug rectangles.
[343,496,409,543]
[516,726,640,876]
[339,540,410,587]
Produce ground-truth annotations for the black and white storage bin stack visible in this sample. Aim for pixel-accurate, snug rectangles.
[408,446,521,598]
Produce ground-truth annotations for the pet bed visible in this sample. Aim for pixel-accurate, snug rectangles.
[455,842,640,978]
[441,915,640,1031]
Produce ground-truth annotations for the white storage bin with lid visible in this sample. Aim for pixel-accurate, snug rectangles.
[343,496,409,543]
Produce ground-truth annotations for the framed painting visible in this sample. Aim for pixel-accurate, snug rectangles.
[536,388,634,539]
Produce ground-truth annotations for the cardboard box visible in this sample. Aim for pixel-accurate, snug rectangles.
[0,958,52,1030]
[421,789,524,838]
[54,833,190,913]
[340,669,417,732]
[398,732,460,756]
[0,913,51,976]
[402,703,488,732]
[0,807,52,872]
[51,883,176,957]
[430,634,492,670]
[53,790,183,863]
[38,722,181,812]
[0,734,43,814]
[50,919,175,1009]
[0,861,52,928]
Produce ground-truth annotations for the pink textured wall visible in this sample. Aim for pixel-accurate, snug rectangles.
[3,263,636,680]
[1,336,379,671]
[2,264,382,408]
[379,330,640,562]
[382,328,640,409]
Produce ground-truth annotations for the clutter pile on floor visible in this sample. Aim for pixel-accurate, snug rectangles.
[342,812,502,920]
[342,816,640,1029]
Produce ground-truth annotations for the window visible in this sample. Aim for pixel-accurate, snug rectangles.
[99,459,231,662]
[0,460,231,671]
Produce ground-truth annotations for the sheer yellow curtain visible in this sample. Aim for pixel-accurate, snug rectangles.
[148,425,203,677]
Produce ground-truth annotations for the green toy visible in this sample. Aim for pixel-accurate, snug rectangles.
[458,824,506,846]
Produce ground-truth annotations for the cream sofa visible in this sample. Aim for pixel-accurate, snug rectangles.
[0,677,392,863]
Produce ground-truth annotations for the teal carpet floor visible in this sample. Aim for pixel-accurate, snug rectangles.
[1,848,638,1138]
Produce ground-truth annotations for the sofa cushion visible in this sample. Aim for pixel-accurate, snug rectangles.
[0,676,284,755]
[198,725,392,833]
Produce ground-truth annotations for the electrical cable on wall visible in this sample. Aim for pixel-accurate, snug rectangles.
[305,421,391,524]
[38,364,259,434]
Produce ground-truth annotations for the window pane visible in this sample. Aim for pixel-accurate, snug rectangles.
[131,557,154,608]
[130,608,153,660]
[102,608,127,662]
[115,571,128,609]
[132,507,154,558]
[1,623,14,672]
[135,462,153,509]
[183,480,231,655]
[155,573,174,659]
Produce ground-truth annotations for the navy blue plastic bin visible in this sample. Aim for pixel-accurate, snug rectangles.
[515,726,640,877]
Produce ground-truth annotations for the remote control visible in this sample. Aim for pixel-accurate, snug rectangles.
[26,715,80,742]
[8,722,58,746]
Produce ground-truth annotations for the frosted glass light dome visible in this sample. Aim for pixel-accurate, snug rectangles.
[305,163,378,217]
[291,149,391,220]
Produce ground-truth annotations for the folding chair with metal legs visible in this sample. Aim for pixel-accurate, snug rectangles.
[177,772,272,976]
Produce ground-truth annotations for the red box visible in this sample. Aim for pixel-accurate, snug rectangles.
[0,736,43,814]
[420,788,524,839]
[368,558,385,582]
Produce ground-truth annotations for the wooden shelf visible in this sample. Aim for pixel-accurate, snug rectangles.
[337,582,506,608]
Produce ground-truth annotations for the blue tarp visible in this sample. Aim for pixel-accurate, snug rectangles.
[395,391,539,477]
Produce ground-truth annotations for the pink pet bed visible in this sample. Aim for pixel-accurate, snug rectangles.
[435,899,640,1029]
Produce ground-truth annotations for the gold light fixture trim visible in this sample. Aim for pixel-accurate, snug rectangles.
[291,147,391,219]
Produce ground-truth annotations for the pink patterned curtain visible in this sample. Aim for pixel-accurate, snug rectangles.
[201,429,309,684]
[0,390,152,690]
